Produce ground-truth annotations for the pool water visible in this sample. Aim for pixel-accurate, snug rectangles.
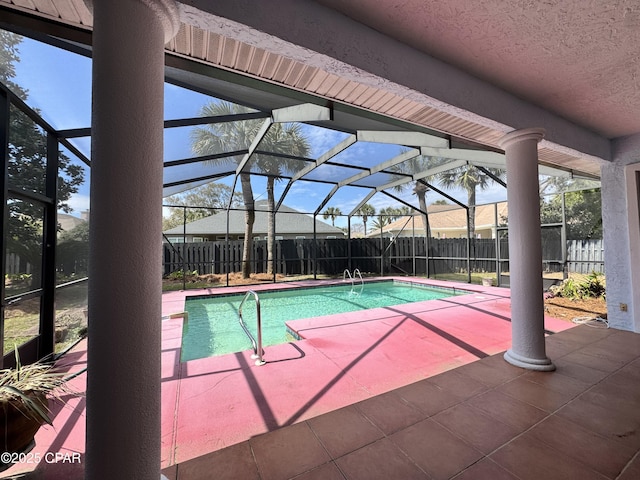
[181,281,461,361]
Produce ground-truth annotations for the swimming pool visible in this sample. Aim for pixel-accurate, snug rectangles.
[181,280,463,361]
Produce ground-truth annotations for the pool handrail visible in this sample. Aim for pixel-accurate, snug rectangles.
[353,268,364,295]
[343,268,353,283]
[238,290,266,366]
[343,268,364,295]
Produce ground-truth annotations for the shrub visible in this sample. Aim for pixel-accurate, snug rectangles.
[165,269,198,280]
[581,271,606,299]
[549,272,606,300]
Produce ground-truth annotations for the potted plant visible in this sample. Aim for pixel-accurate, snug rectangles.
[0,352,76,471]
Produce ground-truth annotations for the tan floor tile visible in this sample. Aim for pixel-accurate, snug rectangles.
[578,387,640,424]
[355,391,425,435]
[618,453,640,480]
[433,403,519,454]
[161,465,177,480]
[292,462,346,480]
[455,355,525,387]
[556,397,640,450]
[586,334,640,365]
[466,390,548,432]
[584,376,640,434]
[599,330,640,355]
[599,369,640,402]
[426,369,489,400]
[490,434,609,480]
[335,438,428,480]
[561,350,627,373]
[545,335,588,358]
[496,376,577,412]
[521,369,592,397]
[395,378,462,416]
[453,458,520,480]
[250,423,331,480]
[391,418,483,480]
[618,358,640,380]
[528,414,636,478]
[177,442,259,480]
[577,341,639,365]
[307,405,383,459]
[552,357,611,384]
[557,325,614,344]
[614,358,640,382]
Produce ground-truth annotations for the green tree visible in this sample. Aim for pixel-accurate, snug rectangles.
[371,206,409,232]
[59,221,90,243]
[162,183,239,230]
[256,123,309,274]
[190,101,310,276]
[0,30,27,98]
[57,220,89,277]
[436,165,505,236]
[3,32,84,286]
[390,155,441,237]
[540,188,602,240]
[370,216,387,233]
[380,206,409,221]
[357,203,376,236]
[322,206,342,226]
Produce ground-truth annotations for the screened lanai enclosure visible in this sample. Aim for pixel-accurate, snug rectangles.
[1,28,602,366]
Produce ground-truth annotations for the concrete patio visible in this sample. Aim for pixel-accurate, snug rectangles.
[3,280,639,479]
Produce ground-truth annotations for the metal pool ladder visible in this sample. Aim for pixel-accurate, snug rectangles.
[238,290,266,366]
[343,268,364,295]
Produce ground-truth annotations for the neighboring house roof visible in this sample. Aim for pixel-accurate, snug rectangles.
[58,213,86,232]
[368,202,508,236]
[163,201,345,236]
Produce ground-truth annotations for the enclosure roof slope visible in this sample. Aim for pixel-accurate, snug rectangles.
[3,0,635,179]
[163,201,345,236]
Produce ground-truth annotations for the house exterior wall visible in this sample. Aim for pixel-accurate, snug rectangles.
[602,134,640,332]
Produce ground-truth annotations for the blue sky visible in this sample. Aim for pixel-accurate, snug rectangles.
[10,33,509,228]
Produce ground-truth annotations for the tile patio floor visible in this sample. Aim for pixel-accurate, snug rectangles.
[3,278,640,479]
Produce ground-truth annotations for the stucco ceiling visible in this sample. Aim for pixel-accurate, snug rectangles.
[314,0,640,140]
[2,0,635,178]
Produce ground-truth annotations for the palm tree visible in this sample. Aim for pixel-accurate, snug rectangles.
[190,101,310,277]
[255,123,310,274]
[322,206,342,226]
[380,206,410,222]
[371,215,390,233]
[390,155,441,237]
[357,203,376,236]
[436,165,505,236]
[371,206,411,233]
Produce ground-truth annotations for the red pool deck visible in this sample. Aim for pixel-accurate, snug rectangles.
[1,278,582,478]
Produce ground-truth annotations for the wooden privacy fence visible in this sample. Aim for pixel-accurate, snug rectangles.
[4,237,604,279]
[566,239,604,274]
[163,237,603,277]
[5,253,31,275]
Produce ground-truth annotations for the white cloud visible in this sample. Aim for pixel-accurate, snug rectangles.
[61,194,90,217]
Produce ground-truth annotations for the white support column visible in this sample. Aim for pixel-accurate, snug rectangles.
[86,1,179,479]
[498,128,555,371]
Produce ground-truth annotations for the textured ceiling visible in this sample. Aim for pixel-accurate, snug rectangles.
[314,0,640,139]
[2,0,635,178]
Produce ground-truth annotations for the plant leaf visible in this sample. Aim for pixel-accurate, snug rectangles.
[0,386,52,425]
